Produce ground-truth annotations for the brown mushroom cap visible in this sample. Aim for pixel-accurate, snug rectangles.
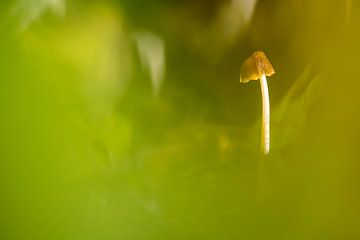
[240,51,275,83]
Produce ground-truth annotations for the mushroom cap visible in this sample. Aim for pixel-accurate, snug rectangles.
[240,51,275,83]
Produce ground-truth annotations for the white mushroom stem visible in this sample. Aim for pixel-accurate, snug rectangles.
[260,74,270,155]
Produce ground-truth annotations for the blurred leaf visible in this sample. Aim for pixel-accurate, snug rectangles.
[271,65,323,150]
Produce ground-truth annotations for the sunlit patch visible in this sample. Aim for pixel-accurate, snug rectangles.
[19,3,133,116]
[12,0,66,31]
[193,0,257,62]
[134,32,166,97]
[219,0,257,40]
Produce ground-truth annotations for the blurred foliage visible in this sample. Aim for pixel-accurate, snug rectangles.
[1,0,360,239]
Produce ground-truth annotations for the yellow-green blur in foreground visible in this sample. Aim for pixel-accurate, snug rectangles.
[1,0,360,239]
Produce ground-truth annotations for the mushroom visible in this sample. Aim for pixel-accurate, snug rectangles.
[240,51,275,155]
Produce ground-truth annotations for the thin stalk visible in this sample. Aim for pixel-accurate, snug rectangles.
[260,74,270,155]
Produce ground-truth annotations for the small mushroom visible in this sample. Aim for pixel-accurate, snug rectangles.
[240,51,275,155]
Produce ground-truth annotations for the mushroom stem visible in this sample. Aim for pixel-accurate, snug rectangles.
[260,74,270,155]
[239,51,274,154]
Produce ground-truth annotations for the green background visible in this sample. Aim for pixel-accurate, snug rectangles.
[1,0,360,239]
